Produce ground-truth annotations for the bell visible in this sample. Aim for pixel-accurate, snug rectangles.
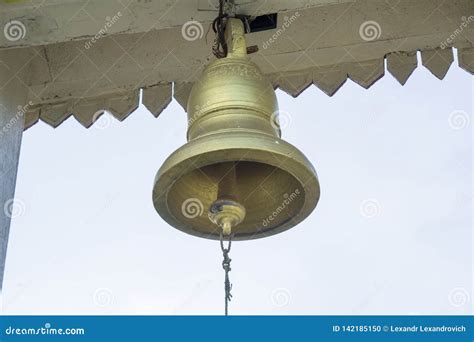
[153,18,320,240]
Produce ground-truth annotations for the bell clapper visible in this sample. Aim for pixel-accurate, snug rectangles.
[208,162,246,236]
[207,162,246,316]
[208,198,246,236]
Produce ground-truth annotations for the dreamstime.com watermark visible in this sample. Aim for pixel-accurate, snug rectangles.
[181,198,204,219]
[93,288,114,307]
[84,12,123,50]
[92,111,114,130]
[4,323,85,336]
[187,99,214,128]
[440,16,474,49]
[448,110,470,130]
[270,109,292,130]
[262,12,300,49]
[448,287,471,308]
[181,20,204,41]
[4,198,26,219]
[262,189,300,227]
[3,20,26,42]
[0,101,34,138]
[360,198,381,218]
[270,288,292,307]
[359,21,382,41]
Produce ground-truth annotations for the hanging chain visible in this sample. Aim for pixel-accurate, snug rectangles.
[220,232,233,315]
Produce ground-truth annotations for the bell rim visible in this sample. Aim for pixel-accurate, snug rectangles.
[152,132,320,241]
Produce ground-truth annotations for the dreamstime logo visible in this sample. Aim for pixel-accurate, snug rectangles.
[4,20,26,42]
[181,21,204,41]
[4,322,85,336]
[188,99,213,127]
[93,288,113,307]
[262,190,300,227]
[359,21,382,41]
[0,101,34,138]
[448,110,470,130]
[270,110,292,131]
[448,287,470,307]
[440,16,474,49]
[92,111,113,130]
[359,199,381,218]
[4,198,26,219]
[262,12,300,49]
[84,12,123,50]
[270,288,291,307]
[181,198,204,219]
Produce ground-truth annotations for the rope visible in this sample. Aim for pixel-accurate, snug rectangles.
[212,0,252,58]
[220,233,233,315]
[212,0,228,58]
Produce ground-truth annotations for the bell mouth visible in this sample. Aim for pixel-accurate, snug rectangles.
[168,160,304,238]
[153,132,320,240]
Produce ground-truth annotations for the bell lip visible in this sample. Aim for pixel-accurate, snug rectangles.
[152,132,320,241]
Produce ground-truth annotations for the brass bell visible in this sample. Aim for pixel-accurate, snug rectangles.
[153,18,320,240]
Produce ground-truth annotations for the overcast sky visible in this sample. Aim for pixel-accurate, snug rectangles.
[3,53,472,315]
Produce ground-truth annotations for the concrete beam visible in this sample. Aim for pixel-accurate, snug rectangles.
[0,0,353,49]
[0,0,472,129]
[0,66,29,301]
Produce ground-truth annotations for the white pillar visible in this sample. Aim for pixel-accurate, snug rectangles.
[0,77,28,297]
